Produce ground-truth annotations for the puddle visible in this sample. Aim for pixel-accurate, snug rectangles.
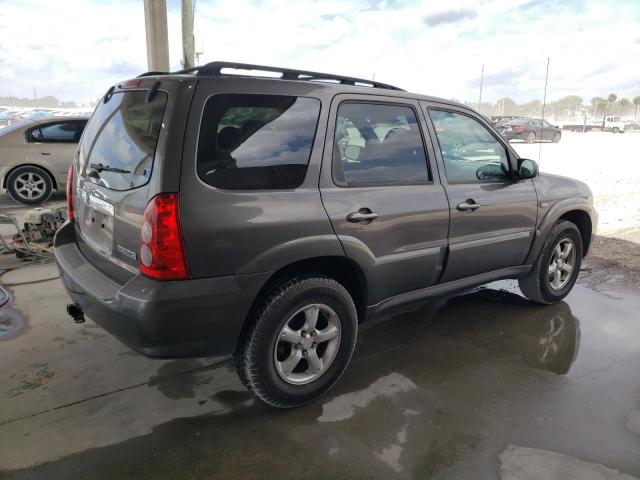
[317,372,417,422]
[0,308,24,341]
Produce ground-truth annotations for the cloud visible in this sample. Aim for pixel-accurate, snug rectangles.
[0,0,639,106]
[422,8,477,26]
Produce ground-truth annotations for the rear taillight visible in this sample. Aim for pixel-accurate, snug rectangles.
[66,164,75,221]
[514,125,526,133]
[139,193,190,280]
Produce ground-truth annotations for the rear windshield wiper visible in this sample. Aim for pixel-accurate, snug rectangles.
[89,163,131,174]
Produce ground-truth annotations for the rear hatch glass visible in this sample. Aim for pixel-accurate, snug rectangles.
[79,90,167,189]
[74,89,168,280]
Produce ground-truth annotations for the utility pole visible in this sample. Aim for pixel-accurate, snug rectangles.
[143,0,170,72]
[182,0,195,69]
[477,64,484,112]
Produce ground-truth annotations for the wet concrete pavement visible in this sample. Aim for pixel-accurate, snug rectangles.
[1,267,639,479]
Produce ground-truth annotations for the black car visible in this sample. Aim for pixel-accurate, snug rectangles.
[499,118,561,143]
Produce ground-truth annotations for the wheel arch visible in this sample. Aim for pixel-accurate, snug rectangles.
[527,201,594,264]
[3,163,58,190]
[558,209,592,256]
[234,255,368,355]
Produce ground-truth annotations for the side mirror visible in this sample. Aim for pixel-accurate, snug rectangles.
[518,158,538,179]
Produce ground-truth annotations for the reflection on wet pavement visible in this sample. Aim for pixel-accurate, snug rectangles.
[2,282,640,479]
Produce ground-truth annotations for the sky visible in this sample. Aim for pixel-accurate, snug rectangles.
[0,0,639,104]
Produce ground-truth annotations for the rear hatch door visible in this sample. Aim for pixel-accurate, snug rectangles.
[72,79,190,283]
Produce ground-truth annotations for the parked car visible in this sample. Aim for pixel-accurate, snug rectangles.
[490,115,524,127]
[624,120,640,131]
[0,116,88,204]
[55,62,596,408]
[562,115,626,133]
[499,118,561,143]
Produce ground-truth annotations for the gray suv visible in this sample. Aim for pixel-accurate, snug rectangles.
[55,62,596,408]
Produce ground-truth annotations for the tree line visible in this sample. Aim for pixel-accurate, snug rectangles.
[470,94,640,120]
[0,95,92,109]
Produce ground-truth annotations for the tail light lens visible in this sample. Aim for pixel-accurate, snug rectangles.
[66,164,75,221]
[514,125,526,132]
[140,193,190,280]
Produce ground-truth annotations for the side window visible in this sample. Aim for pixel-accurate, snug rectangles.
[333,103,429,186]
[38,121,85,143]
[197,94,321,190]
[429,110,510,183]
[28,127,42,142]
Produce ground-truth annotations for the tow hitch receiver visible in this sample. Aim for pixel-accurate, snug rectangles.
[66,303,85,324]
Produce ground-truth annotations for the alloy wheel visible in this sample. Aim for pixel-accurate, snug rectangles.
[13,172,46,201]
[274,303,341,385]
[548,238,576,290]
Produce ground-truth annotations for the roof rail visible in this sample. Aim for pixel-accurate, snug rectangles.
[173,61,404,91]
[137,71,168,78]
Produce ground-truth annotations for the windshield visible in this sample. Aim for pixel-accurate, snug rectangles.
[78,90,167,191]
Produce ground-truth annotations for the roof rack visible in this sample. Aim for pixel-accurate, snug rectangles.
[139,61,404,91]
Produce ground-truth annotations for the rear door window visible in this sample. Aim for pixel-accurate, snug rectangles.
[333,102,429,186]
[196,94,321,190]
[28,120,87,143]
[78,91,167,191]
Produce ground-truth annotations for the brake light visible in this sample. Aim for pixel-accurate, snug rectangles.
[66,164,75,221]
[139,193,189,280]
[123,79,142,89]
[514,125,526,133]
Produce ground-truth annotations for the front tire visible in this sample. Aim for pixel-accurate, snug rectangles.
[7,165,53,205]
[611,127,619,134]
[238,276,358,408]
[552,132,561,143]
[519,220,583,304]
[526,132,536,143]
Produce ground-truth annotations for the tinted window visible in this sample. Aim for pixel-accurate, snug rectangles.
[429,110,509,183]
[197,94,321,190]
[39,121,86,143]
[79,91,167,191]
[28,120,86,143]
[334,103,429,186]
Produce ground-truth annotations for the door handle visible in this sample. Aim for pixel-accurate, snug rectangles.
[40,152,51,156]
[457,200,481,211]
[347,210,378,223]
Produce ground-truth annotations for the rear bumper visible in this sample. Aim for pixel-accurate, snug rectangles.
[54,221,270,358]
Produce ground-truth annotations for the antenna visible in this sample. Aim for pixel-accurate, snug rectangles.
[539,57,550,165]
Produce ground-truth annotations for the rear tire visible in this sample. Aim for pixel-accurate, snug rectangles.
[238,276,358,408]
[7,165,53,205]
[519,220,583,304]
[526,132,536,143]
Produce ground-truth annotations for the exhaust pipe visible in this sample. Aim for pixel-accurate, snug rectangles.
[66,303,85,324]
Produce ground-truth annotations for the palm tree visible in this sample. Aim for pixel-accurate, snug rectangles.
[617,97,630,115]
[633,96,640,120]
[591,97,606,117]
[607,93,618,113]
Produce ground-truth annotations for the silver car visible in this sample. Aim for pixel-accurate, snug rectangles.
[0,116,88,204]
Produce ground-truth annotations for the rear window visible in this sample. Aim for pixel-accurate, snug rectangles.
[78,90,167,191]
[197,94,321,190]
